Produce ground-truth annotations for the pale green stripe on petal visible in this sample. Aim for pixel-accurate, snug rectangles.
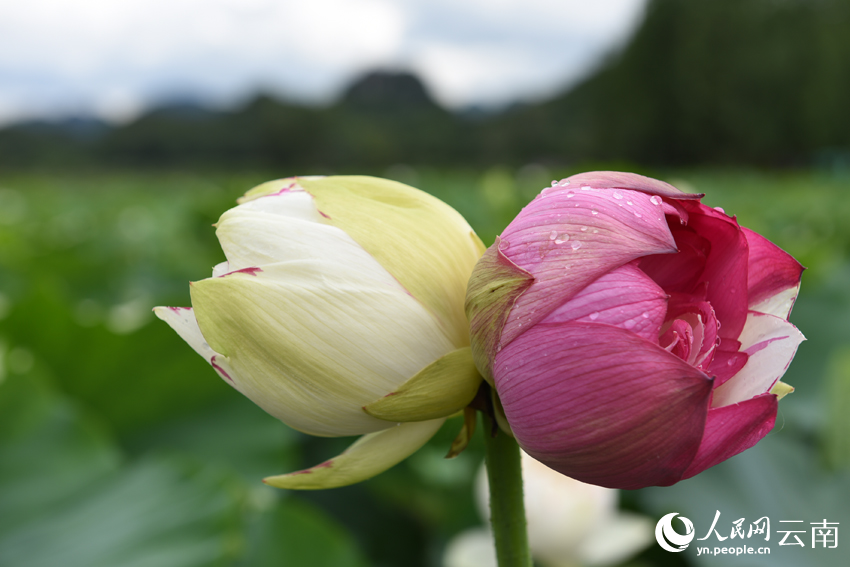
[363,347,482,422]
[264,418,446,490]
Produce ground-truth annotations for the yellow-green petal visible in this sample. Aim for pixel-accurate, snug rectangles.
[298,176,486,348]
[263,418,446,490]
[363,347,482,422]
[190,261,454,437]
[446,407,478,459]
[770,380,794,400]
[465,238,534,384]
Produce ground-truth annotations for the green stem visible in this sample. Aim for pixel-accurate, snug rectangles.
[483,419,532,567]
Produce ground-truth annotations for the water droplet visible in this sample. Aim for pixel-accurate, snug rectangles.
[727,356,737,366]
[634,212,642,218]
[581,185,592,191]
[650,195,663,205]
[589,311,600,320]
[551,180,558,187]
[570,241,582,250]
[626,201,634,206]
[566,191,575,198]
[501,239,511,250]
[580,226,588,232]
[592,229,599,234]
[559,179,571,186]
[642,312,649,318]
[714,206,725,214]
[591,209,598,215]
[624,319,636,329]
[613,190,623,200]
[549,230,558,240]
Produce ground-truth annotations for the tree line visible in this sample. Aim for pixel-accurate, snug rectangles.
[3,0,849,170]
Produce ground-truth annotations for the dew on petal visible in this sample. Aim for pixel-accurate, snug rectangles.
[581,185,592,191]
[589,311,600,320]
[642,312,649,318]
[555,234,570,244]
[650,195,663,205]
[580,226,588,232]
[634,212,642,218]
[570,241,582,250]
[624,319,636,329]
[727,355,737,366]
[626,201,633,206]
[591,209,599,215]
[551,180,558,187]
[566,191,575,198]
[559,179,571,186]
[549,230,558,240]
[714,206,725,214]
[592,229,599,234]
[613,191,623,200]
[501,239,511,250]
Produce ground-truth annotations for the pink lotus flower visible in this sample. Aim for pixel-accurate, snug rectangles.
[465,172,805,490]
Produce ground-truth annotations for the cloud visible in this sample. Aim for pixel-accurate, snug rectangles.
[0,0,644,124]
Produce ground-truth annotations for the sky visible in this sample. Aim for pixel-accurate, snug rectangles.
[0,0,646,126]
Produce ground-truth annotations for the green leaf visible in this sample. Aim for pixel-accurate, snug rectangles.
[0,372,247,567]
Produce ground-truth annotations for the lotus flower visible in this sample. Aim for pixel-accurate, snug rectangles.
[465,172,804,489]
[156,176,485,489]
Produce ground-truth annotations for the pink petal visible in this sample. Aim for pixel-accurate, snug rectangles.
[541,261,668,343]
[662,298,718,370]
[500,187,677,348]
[681,393,777,479]
[639,226,711,293]
[711,311,805,407]
[660,319,694,363]
[557,171,703,200]
[493,321,713,489]
[742,227,804,319]
[680,202,750,341]
[706,339,747,387]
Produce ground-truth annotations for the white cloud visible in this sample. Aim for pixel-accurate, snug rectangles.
[0,0,645,125]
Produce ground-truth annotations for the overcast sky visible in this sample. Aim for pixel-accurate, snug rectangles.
[0,0,646,126]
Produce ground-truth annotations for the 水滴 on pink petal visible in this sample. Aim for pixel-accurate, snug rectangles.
[466,171,805,489]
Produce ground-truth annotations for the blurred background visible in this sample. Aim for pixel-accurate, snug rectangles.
[1,0,849,566]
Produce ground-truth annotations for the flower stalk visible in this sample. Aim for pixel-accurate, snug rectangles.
[483,421,532,567]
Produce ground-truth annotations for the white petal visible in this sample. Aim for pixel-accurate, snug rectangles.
[215,193,394,282]
[443,529,498,567]
[211,261,231,277]
[264,418,445,490]
[235,187,320,219]
[711,311,805,407]
[577,512,654,567]
[750,282,801,319]
[152,306,236,386]
[191,260,456,437]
